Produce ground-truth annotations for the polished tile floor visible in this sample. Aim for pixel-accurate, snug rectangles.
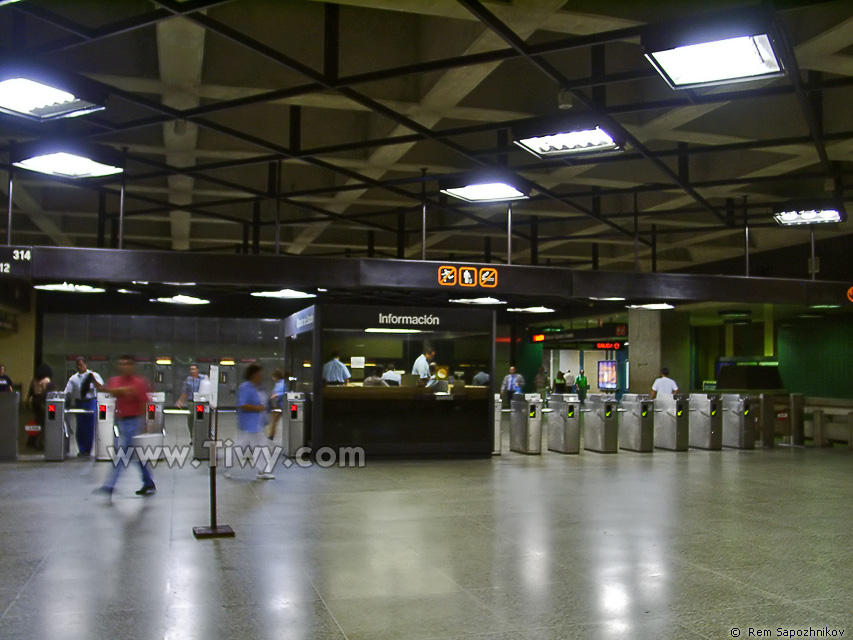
[1,417,851,640]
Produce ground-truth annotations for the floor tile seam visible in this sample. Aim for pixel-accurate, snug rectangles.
[0,551,50,621]
[301,565,351,640]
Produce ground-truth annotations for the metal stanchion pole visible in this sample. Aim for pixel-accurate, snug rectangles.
[6,166,13,246]
[193,407,235,539]
[506,202,512,265]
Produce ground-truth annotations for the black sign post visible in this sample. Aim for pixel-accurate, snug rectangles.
[192,408,235,540]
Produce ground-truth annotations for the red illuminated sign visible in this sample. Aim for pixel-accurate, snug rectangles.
[48,404,55,413]
[595,341,623,350]
[531,334,545,343]
[848,286,853,303]
[147,404,156,414]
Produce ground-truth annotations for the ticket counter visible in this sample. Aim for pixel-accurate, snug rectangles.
[284,304,495,456]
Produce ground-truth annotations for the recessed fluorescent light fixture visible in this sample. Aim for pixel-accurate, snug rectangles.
[0,64,106,120]
[11,141,123,179]
[513,116,624,158]
[132,281,149,285]
[34,282,105,293]
[642,8,784,89]
[0,1,25,6]
[449,297,507,305]
[151,294,209,305]
[250,288,316,299]
[590,297,626,301]
[155,358,172,366]
[506,306,555,313]
[219,359,236,366]
[317,288,328,292]
[718,310,751,319]
[365,328,424,334]
[808,304,840,310]
[440,173,529,203]
[626,303,675,310]
[772,201,845,226]
[116,289,139,294]
[163,282,196,286]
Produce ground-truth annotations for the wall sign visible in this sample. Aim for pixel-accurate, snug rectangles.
[438,265,497,289]
[0,246,33,279]
[847,286,853,303]
[595,341,624,350]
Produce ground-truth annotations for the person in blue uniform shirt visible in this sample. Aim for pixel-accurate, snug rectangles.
[380,363,401,386]
[322,352,351,386]
[411,349,435,386]
[176,363,209,440]
[500,366,525,405]
[63,357,103,457]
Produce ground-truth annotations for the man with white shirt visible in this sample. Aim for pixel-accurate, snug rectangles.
[411,349,435,386]
[64,357,103,457]
[650,368,679,400]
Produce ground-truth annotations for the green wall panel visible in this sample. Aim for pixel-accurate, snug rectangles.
[778,319,853,399]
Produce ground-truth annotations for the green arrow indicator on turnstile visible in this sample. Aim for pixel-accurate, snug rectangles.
[568,406,575,418]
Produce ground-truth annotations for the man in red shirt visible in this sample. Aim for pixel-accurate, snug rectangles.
[98,355,155,498]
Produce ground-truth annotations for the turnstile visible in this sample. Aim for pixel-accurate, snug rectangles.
[0,391,19,461]
[722,394,758,449]
[137,392,166,458]
[547,393,580,454]
[618,394,654,452]
[281,393,310,458]
[582,394,618,453]
[44,392,68,461]
[689,394,722,450]
[493,394,502,455]
[193,401,213,460]
[510,394,543,454]
[654,396,689,451]
[95,393,116,461]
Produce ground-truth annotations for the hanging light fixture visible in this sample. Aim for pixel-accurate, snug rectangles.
[0,63,106,120]
[11,141,123,179]
[513,115,625,158]
[642,8,785,90]
[440,172,529,203]
[772,201,845,226]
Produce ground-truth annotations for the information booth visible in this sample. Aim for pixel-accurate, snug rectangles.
[284,305,495,456]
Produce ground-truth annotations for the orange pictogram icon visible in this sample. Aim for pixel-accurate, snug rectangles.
[438,266,457,286]
[459,267,477,287]
[479,268,498,288]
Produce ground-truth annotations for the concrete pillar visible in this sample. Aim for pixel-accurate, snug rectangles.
[628,309,690,394]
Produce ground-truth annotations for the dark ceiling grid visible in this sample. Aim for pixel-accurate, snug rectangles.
[0,0,847,262]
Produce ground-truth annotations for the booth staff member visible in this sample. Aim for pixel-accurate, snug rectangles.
[0,365,12,392]
[472,370,489,386]
[650,367,679,400]
[98,355,155,498]
[500,366,524,403]
[176,364,208,440]
[381,364,401,386]
[412,349,435,385]
[322,352,351,386]
[64,357,103,457]
[364,367,389,387]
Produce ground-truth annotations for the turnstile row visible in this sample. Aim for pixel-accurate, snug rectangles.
[501,393,759,455]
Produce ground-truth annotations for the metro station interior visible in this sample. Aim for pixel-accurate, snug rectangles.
[0,1,852,639]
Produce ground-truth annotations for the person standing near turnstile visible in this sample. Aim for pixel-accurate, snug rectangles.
[650,368,679,400]
[98,355,155,498]
[0,364,13,393]
[575,369,589,404]
[63,357,103,457]
[25,364,55,451]
[176,363,209,442]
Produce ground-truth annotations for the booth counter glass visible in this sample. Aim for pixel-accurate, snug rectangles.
[284,305,495,456]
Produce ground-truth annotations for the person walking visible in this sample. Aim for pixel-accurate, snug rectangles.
[64,357,103,457]
[229,364,275,480]
[176,363,209,441]
[98,355,155,498]
[552,371,566,394]
[500,366,525,404]
[650,367,679,400]
[266,369,287,440]
[534,367,548,398]
[575,369,589,404]
[25,363,54,450]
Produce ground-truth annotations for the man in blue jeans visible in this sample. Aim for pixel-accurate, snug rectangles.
[64,357,103,457]
[98,355,155,498]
